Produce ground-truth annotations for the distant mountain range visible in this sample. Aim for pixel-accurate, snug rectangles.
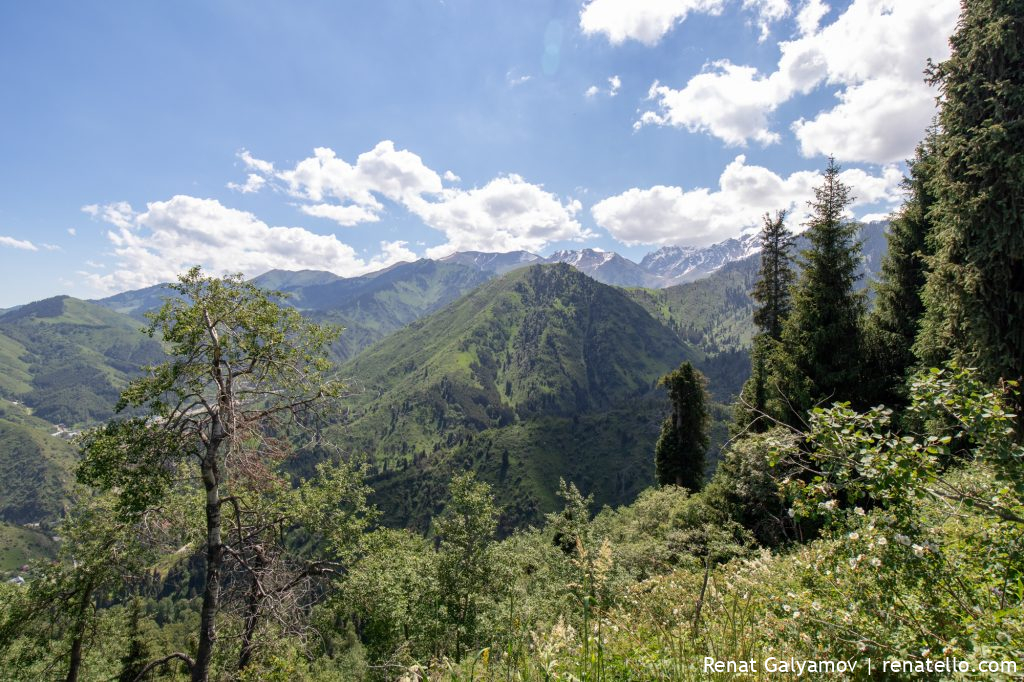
[442,221,886,288]
[90,221,888,373]
[0,221,891,545]
[440,234,763,288]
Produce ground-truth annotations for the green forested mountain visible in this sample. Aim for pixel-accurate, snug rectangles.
[0,299,157,571]
[0,403,76,573]
[299,260,492,362]
[0,296,164,426]
[325,264,698,529]
[0,402,76,526]
[96,259,493,363]
[629,255,760,355]
[632,221,889,355]
[0,227,890,544]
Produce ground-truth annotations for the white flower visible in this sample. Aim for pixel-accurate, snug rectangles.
[895,534,911,546]
[912,544,926,557]
[870,557,882,567]
[848,532,860,541]
[876,536,888,546]
[854,506,865,516]
[787,508,796,518]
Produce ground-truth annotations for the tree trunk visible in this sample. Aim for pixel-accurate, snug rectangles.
[66,623,84,682]
[193,451,223,682]
[65,578,95,682]
[237,551,265,671]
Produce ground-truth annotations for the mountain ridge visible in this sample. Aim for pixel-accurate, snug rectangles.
[319,263,700,529]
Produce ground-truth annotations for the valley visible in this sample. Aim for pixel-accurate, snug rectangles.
[0,224,887,557]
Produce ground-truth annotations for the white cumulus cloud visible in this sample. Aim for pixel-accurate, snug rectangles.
[743,0,790,41]
[82,201,137,230]
[82,196,415,293]
[637,65,790,146]
[637,0,958,163]
[793,77,938,162]
[795,0,829,35]
[580,0,727,46]
[300,203,381,226]
[235,141,443,227]
[406,176,591,258]
[592,155,903,247]
[227,173,267,194]
[235,143,590,257]
[585,75,623,99]
[579,0,791,45]
[0,235,39,251]
[238,149,274,174]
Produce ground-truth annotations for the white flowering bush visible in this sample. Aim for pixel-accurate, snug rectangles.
[770,364,1024,671]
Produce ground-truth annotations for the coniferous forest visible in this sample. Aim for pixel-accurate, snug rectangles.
[1,1,1023,680]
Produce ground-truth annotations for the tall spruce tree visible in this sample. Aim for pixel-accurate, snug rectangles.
[736,211,796,432]
[655,362,709,491]
[778,157,864,419]
[918,0,1024,393]
[751,210,796,341]
[864,134,938,406]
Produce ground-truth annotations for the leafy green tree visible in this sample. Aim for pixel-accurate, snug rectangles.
[919,0,1024,398]
[0,490,191,682]
[780,364,1024,563]
[864,134,938,407]
[703,428,800,547]
[232,457,376,673]
[435,471,499,663]
[654,362,709,491]
[79,266,340,682]
[778,157,864,420]
[339,528,440,670]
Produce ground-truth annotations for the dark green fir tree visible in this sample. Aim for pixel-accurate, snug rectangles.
[655,362,709,491]
[778,157,864,421]
[736,210,796,432]
[918,0,1024,395]
[751,210,796,341]
[864,133,938,407]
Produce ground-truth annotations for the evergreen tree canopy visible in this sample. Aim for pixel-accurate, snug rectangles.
[781,157,864,412]
[920,0,1024,389]
[654,362,709,491]
[865,134,938,406]
[736,210,796,432]
[751,210,796,341]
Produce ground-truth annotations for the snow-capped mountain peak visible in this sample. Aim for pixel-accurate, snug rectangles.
[640,232,761,286]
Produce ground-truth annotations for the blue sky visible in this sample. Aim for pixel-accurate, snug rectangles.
[0,0,957,307]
